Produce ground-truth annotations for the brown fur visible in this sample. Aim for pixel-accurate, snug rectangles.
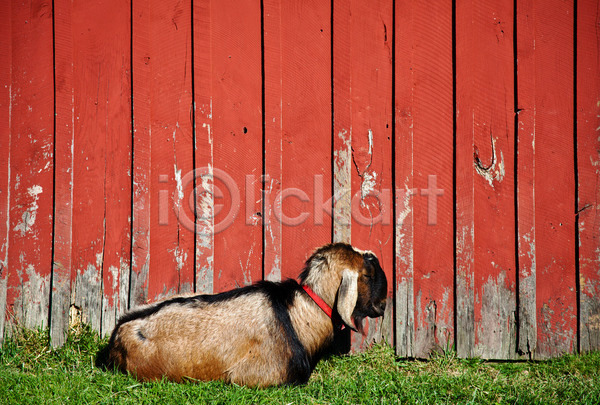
[99,243,387,387]
[107,294,291,385]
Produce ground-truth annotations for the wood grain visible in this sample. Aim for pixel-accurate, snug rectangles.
[395,0,454,358]
[51,0,74,347]
[209,0,263,292]
[131,0,152,307]
[333,0,394,351]
[5,0,54,334]
[456,0,517,359]
[131,0,194,306]
[516,0,537,358]
[192,0,214,294]
[0,0,11,346]
[576,0,599,354]
[262,0,284,282]
[61,0,133,337]
[264,0,333,281]
[517,0,576,359]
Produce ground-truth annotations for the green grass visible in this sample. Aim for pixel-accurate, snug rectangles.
[1,325,599,404]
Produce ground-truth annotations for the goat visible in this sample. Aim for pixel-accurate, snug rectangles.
[97,243,388,387]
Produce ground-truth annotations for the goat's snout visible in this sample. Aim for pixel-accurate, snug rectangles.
[375,299,386,315]
[366,299,386,318]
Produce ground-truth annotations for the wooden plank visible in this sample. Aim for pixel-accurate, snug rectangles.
[332,0,351,246]
[51,0,74,347]
[93,0,131,336]
[92,0,132,337]
[517,0,576,359]
[515,0,536,357]
[69,0,132,334]
[192,0,214,294]
[577,0,600,353]
[455,0,517,359]
[148,0,194,301]
[132,0,194,305]
[5,0,54,332]
[131,0,152,307]
[333,0,394,351]
[347,0,393,351]
[0,0,11,346]
[209,0,262,292]
[532,0,577,357]
[395,0,454,358]
[264,0,332,281]
[279,0,332,280]
[263,0,283,282]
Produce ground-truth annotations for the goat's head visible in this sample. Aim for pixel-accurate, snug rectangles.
[299,243,388,331]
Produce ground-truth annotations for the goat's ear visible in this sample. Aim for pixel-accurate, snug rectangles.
[336,269,359,332]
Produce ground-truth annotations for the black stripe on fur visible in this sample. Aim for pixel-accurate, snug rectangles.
[261,279,312,385]
[113,286,256,327]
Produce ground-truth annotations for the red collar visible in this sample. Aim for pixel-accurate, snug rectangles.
[302,285,333,318]
[302,285,346,330]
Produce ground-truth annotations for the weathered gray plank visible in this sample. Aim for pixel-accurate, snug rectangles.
[0,274,7,346]
[456,225,475,357]
[101,259,130,337]
[333,129,352,244]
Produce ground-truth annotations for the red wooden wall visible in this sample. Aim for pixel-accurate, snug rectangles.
[0,0,598,360]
